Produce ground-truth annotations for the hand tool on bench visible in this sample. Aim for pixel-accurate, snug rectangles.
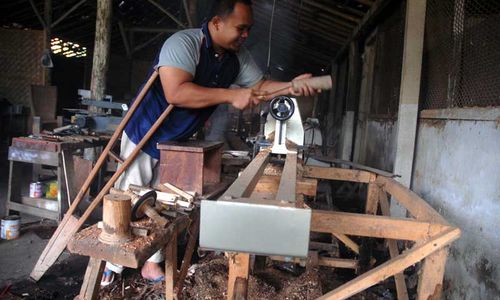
[110,188,169,227]
[31,70,175,281]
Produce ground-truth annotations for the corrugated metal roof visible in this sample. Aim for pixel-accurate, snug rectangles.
[0,0,374,80]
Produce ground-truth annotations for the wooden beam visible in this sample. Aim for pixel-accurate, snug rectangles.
[118,21,131,58]
[28,0,46,28]
[365,175,380,214]
[303,166,372,183]
[51,0,86,28]
[334,0,393,61]
[132,32,165,54]
[182,0,193,27]
[379,191,409,300]
[303,0,361,24]
[227,253,250,300]
[276,152,297,202]
[128,27,180,33]
[332,232,360,254]
[270,255,358,270]
[147,0,186,29]
[311,210,450,241]
[375,176,448,224]
[222,150,270,199]
[317,228,461,300]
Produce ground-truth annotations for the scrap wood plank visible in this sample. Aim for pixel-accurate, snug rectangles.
[303,166,372,183]
[317,228,461,300]
[375,176,448,225]
[311,210,451,241]
[379,191,409,300]
[161,182,195,202]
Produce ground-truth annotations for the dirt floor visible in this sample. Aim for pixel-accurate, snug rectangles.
[0,214,402,300]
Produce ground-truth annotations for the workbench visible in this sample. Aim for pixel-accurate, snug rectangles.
[69,210,199,300]
[5,136,109,221]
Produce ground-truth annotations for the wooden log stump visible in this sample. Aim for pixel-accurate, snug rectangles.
[99,194,132,244]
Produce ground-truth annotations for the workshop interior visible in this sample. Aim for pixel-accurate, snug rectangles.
[0,0,499,299]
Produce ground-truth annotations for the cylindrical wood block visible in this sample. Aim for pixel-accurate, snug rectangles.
[99,194,133,244]
[291,75,333,91]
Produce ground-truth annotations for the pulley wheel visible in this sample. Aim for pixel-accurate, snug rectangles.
[131,190,157,221]
[269,96,295,121]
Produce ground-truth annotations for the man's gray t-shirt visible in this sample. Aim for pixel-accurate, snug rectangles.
[156,28,263,88]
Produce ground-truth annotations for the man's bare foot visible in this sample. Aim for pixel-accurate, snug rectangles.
[141,261,164,281]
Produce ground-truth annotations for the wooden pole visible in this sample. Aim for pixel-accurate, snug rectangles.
[98,194,132,244]
[90,0,112,113]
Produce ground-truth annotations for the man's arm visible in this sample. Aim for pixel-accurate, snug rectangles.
[159,66,259,110]
[251,73,320,100]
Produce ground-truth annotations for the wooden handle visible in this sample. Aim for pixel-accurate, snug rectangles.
[291,75,332,91]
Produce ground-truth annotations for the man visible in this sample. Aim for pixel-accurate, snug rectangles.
[101,0,320,286]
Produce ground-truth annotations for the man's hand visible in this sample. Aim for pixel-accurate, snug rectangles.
[230,88,262,110]
[289,73,322,97]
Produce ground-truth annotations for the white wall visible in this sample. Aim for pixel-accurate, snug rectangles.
[412,117,500,299]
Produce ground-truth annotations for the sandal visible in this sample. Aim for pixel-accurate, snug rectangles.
[100,269,115,287]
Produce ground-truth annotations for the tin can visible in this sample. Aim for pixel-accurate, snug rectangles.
[1,215,21,240]
[29,182,44,198]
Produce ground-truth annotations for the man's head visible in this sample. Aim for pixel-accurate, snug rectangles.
[208,0,253,52]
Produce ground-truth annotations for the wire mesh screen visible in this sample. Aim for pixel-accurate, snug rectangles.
[421,0,500,109]
[370,1,406,116]
[0,29,45,108]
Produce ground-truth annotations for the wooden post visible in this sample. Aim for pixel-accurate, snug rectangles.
[233,277,248,300]
[98,194,132,244]
[165,228,178,300]
[391,0,427,217]
[227,253,250,300]
[175,214,200,298]
[90,0,112,113]
[379,190,409,300]
[78,258,105,300]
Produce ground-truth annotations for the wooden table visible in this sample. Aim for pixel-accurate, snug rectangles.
[5,136,109,221]
[69,210,199,300]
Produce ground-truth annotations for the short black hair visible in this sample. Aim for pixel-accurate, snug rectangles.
[208,0,252,20]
